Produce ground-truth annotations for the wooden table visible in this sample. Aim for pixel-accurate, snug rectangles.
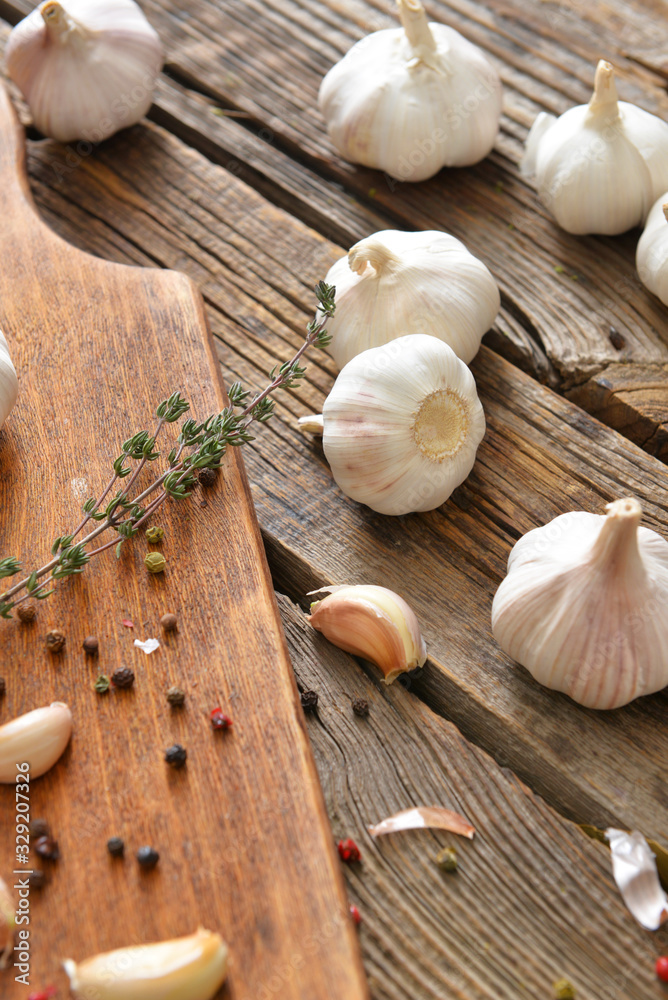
[0,0,667,996]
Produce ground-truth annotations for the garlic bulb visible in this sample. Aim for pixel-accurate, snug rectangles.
[322,230,500,369]
[521,60,668,235]
[0,330,18,432]
[491,498,668,709]
[64,928,228,1000]
[6,0,163,144]
[0,702,73,782]
[636,192,668,306]
[301,334,485,515]
[318,0,501,181]
[308,584,427,683]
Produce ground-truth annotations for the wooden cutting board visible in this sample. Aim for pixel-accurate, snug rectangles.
[0,83,369,1000]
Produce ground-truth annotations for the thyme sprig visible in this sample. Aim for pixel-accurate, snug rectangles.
[0,282,335,618]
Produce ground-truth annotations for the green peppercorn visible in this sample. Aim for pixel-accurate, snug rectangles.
[145,552,166,574]
[94,674,111,694]
[146,526,165,544]
[435,846,458,873]
[553,979,576,1000]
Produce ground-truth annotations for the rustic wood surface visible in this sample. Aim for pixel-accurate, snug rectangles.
[278,593,668,1000]
[0,83,368,1000]
[3,0,665,448]
[0,1,667,997]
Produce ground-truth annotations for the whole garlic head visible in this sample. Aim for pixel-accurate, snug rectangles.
[318,0,502,181]
[491,498,668,709]
[521,60,668,235]
[323,230,500,369]
[0,330,18,432]
[6,0,163,144]
[314,333,485,515]
[636,192,668,306]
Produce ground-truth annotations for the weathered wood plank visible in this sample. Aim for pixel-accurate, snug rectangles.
[12,113,668,847]
[278,591,665,1000]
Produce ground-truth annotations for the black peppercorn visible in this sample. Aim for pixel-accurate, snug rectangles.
[28,870,46,889]
[29,818,50,838]
[34,835,59,861]
[136,846,160,869]
[166,686,185,707]
[352,698,369,717]
[165,744,187,768]
[300,690,319,712]
[0,677,5,698]
[82,635,99,655]
[111,667,135,689]
[161,613,178,631]
[17,603,36,623]
[198,468,217,487]
[107,837,125,858]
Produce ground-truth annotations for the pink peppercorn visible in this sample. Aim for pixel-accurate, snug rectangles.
[210,707,233,731]
[338,839,361,863]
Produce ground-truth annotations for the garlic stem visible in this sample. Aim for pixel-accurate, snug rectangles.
[413,388,469,461]
[348,239,401,277]
[397,0,437,53]
[298,414,324,435]
[588,498,643,575]
[588,59,619,116]
[41,1,74,40]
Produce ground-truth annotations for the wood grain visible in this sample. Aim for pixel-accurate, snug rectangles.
[11,112,668,847]
[0,84,369,1000]
[278,593,668,1000]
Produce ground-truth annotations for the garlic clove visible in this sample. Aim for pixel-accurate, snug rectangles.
[520,111,556,178]
[0,330,18,432]
[321,230,500,369]
[636,193,668,306]
[492,498,668,709]
[319,333,485,515]
[0,878,15,970]
[523,59,668,235]
[606,829,668,931]
[63,927,228,1000]
[0,702,72,782]
[6,0,163,144]
[368,806,475,839]
[308,584,427,684]
[318,0,501,181]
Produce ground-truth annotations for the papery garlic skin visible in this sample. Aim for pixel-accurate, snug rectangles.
[0,702,72,782]
[0,878,15,970]
[492,498,668,709]
[308,584,427,683]
[322,231,500,369]
[64,928,228,1000]
[0,330,18,431]
[606,829,668,931]
[319,0,501,181]
[6,0,163,144]
[319,334,485,515]
[636,194,668,306]
[522,60,668,235]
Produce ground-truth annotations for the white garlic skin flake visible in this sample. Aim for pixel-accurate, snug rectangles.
[492,498,668,709]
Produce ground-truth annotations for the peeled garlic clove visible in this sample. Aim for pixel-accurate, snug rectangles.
[319,0,501,181]
[636,194,668,306]
[308,584,427,684]
[492,498,668,709]
[0,330,18,432]
[0,878,15,970]
[522,60,668,234]
[321,230,500,369]
[317,333,485,515]
[0,702,72,782]
[606,829,668,930]
[6,0,163,144]
[64,927,228,1000]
